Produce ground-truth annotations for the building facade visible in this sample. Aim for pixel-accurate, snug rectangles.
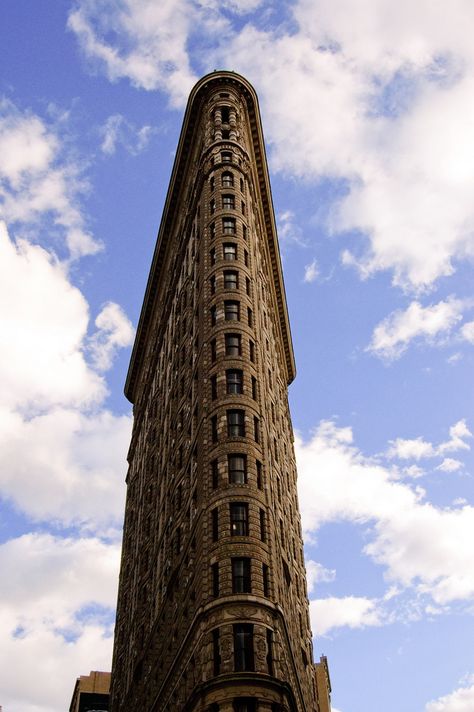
[110,71,330,712]
[69,671,110,712]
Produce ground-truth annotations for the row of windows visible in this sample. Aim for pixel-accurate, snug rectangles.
[208,703,283,712]
[209,171,244,192]
[211,333,255,362]
[210,410,259,442]
[211,558,269,597]
[210,301,253,326]
[210,242,248,264]
[210,270,250,294]
[211,455,262,489]
[210,195,245,215]
[212,624,273,677]
[210,370,257,400]
[211,502,265,540]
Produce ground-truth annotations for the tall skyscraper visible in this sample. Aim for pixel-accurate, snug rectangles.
[110,71,331,712]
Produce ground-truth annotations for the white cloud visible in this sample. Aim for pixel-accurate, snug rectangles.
[99,113,154,155]
[388,436,435,460]
[296,421,474,604]
[304,259,319,283]
[426,677,474,712]
[0,101,101,259]
[0,533,118,712]
[310,596,383,636]
[68,0,197,107]
[277,209,306,247]
[388,420,471,463]
[88,301,135,372]
[461,320,474,343]
[306,560,336,594]
[367,299,464,360]
[437,458,462,473]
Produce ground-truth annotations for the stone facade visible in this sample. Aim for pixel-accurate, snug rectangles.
[110,71,328,712]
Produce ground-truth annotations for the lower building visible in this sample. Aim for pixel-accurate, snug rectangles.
[69,670,110,712]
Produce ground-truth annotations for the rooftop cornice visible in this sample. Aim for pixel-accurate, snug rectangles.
[125,70,296,403]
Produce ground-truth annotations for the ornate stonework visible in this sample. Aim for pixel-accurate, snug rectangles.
[110,71,329,712]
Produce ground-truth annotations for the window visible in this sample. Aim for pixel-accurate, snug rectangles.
[227,410,245,437]
[210,305,217,326]
[233,701,256,712]
[223,243,237,260]
[222,171,234,187]
[224,270,238,290]
[210,275,216,295]
[210,221,216,240]
[221,107,230,123]
[262,564,269,596]
[212,458,219,489]
[210,247,216,265]
[267,629,274,675]
[254,416,260,443]
[259,509,266,542]
[249,340,255,362]
[226,369,243,394]
[223,217,236,235]
[211,375,217,400]
[211,415,218,443]
[230,502,248,536]
[223,194,235,210]
[212,562,219,597]
[210,176,215,192]
[241,201,246,215]
[213,628,221,675]
[256,460,262,489]
[244,249,249,266]
[225,333,241,356]
[240,177,244,192]
[212,508,219,541]
[243,225,247,241]
[247,308,253,327]
[228,454,246,484]
[233,624,254,671]
[222,129,230,139]
[251,376,257,400]
[232,558,251,593]
[224,301,240,321]
[211,339,217,362]
[221,151,232,163]
[210,198,216,214]
[282,559,291,586]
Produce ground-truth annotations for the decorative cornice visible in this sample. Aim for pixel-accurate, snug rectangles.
[125,71,296,403]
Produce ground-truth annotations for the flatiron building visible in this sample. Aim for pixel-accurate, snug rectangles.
[110,71,331,712]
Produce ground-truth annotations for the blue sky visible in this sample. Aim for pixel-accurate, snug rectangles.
[1,1,473,711]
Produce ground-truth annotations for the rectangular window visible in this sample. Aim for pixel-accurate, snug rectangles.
[259,509,266,542]
[233,624,254,671]
[225,333,241,356]
[245,276,250,294]
[224,270,238,290]
[213,628,221,675]
[211,415,218,443]
[210,247,216,265]
[211,338,217,362]
[223,243,237,260]
[262,564,269,596]
[240,177,244,192]
[210,221,216,240]
[228,454,247,484]
[249,340,255,362]
[222,171,234,187]
[210,176,215,192]
[267,629,273,675]
[212,458,219,489]
[210,305,217,326]
[226,369,243,394]
[244,249,249,266]
[212,508,219,541]
[221,107,230,123]
[223,194,235,210]
[247,308,253,327]
[211,375,217,400]
[221,151,232,163]
[212,562,219,597]
[243,225,247,241]
[230,502,248,536]
[227,409,245,437]
[224,301,240,321]
[234,701,256,712]
[232,557,251,593]
[241,201,246,215]
[256,460,262,489]
[223,217,236,235]
[210,275,216,295]
[251,376,257,400]
[254,416,260,443]
[210,198,216,214]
